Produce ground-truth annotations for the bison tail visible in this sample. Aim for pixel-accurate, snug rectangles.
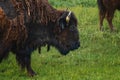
[97,0,106,13]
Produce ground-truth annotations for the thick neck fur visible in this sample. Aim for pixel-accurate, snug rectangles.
[26,0,66,43]
[27,0,64,25]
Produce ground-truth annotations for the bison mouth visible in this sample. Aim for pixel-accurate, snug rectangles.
[58,42,80,55]
[49,39,80,55]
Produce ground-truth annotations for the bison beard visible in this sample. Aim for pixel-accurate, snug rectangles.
[97,0,120,31]
[0,0,80,76]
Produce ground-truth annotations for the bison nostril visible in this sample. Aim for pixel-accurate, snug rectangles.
[70,41,80,50]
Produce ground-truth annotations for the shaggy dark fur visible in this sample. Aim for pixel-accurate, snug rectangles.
[0,5,27,61]
[97,0,120,31]
[0,0,80,76]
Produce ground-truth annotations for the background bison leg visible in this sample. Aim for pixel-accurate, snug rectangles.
[106,10,115,31]
[16,51,36,76]
[99,9,106,31]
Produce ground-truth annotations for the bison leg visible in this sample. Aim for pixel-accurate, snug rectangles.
[0,52,9,62]
[25,55,36,77]
[106,10,115,31]
[99,9,106,31]
[16,51,36,76]
[0,48,5,62]
[0,44,11,62]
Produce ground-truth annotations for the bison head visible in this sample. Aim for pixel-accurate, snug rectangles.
[51,11,80,55]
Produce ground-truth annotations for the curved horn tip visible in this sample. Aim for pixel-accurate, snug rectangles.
[66,16,70,23]
[66,8,69,11]
[66,11,71,23]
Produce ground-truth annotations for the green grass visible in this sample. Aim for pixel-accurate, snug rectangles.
[49,0,97,7]
[0,1,120,80]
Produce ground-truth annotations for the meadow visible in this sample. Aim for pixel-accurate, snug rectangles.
[0,0,120,80]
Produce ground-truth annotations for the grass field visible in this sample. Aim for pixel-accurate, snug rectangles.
[0,0,120,80]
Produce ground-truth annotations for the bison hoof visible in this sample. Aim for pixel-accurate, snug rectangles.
[111,27,117,32]
[28,70,37,77]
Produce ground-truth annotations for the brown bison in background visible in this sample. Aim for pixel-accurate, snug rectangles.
[0,0,80,76]
[97,0,120,31]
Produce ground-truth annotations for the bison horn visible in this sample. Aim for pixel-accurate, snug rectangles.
[66,11,71,23]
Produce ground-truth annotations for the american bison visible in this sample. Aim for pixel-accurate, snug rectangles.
[0,0,80,76]
[97,0,120,31]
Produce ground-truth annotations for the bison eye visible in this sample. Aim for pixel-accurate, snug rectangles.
[69,25,76,31]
